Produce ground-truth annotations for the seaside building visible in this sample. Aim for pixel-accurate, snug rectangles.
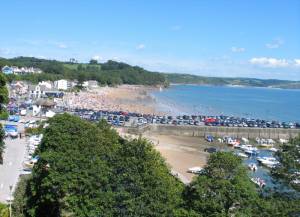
[1,66,13,74]
[38,81,53,89]
[82,80,98,89]
[10,81,28,96]
[1,65,42,75]
[28,84,63,99]
[33,98,56,116]
[54,79,69,90]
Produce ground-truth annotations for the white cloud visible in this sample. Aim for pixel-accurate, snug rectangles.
[170,25,182,31]
[294,59,300,66]
[92,55,103,61]
[112,56,120,61]
[249,57,289,68]
[57,43,67,49]
[231,46,245,53]
[136,44,145,50]
[265,38,284,49]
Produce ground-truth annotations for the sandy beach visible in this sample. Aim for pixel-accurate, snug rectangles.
[143,132,211,182]
[63,85,162,114]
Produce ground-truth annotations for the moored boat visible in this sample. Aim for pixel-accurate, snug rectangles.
[248,163,258,171]
[257,157,279,168]
[251,177,266,188]
[236,152,248,158]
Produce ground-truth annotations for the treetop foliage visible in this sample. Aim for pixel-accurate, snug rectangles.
[25,114,183,217]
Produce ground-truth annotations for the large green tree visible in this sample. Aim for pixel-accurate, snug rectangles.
[184,152,260,216]
[25,114,183,217]
[272,135,300,191]
[0,73,8,163]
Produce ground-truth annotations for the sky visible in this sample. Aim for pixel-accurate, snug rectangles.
[0,0,300,80]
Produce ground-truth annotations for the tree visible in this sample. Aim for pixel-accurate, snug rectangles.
[76,72,86,88]
[12,176,31,217]
[0,74,8,164]
[184,152,259,216]
[24,114,183,217]
[89,59,98,64]
[272,134,300,191]
[0,203,9,217]
[0,125,5,164]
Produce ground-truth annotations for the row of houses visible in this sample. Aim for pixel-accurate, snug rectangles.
[2,65,42,75]
[10,79,99,99]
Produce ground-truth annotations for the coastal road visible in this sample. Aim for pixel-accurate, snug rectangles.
[0,121,26,203]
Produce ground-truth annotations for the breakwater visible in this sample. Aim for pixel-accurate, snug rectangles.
[125,124,300,139]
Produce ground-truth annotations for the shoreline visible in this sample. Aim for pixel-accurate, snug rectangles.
[169,83,300,90]
[63,85,165,115]
[61,84,300,123]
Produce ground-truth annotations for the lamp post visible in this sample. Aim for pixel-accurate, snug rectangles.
[9,185,12,217]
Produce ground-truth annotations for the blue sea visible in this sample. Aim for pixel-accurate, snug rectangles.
[152,85,300,122]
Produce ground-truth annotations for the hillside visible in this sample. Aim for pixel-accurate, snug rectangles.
[0,57,167,86]
[1,56,300,89]
[164,73,300,89]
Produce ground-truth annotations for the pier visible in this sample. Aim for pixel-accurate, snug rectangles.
[125,124,300,140]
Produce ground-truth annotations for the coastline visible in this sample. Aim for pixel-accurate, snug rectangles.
[63,85,164,115]
[170,83,300,90]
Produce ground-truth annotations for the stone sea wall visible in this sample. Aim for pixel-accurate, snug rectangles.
[125,124,300,139]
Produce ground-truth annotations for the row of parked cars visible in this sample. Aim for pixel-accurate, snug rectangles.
[70,109,300,129]
[135,115,300,129]
[72,109,131,126]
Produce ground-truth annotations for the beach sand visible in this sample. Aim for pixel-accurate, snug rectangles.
[143,132,211,182]
[63,85,162,115]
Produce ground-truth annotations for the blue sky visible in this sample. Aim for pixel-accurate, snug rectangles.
[0,0,300,80]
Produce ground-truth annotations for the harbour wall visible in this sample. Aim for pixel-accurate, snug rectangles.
[125,124,300,139]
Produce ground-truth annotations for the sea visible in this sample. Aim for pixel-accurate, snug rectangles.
[153,84,300,193]
[152,84,300,122]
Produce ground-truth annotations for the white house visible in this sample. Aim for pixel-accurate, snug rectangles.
[29,85,49,99]
[54,79,68,90]
[82,80,98,89]
[38,81,53,89]
[2,66,13,74]
[1,65,42,75]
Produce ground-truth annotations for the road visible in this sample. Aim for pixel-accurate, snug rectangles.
[0,121,26,203]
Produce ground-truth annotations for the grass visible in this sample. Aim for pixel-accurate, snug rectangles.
[63,63,101,70]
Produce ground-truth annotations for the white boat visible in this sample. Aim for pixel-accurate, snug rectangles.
[251,177,266,188]
[257,157,279,168]
[188,166,203,174]
[236,152,248,158]
[20,169,32,175]
[9,131,18,138]
[240,145,258,152]
[291,179,300,185]
[248,163,258,171]
[20,109,27,116]
[23,161,34,168]
[245,150,259,156]
[269,147,278,152]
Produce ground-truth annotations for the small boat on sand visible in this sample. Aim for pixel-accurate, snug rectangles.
[251,177,266,188]
[188,167,203,174]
